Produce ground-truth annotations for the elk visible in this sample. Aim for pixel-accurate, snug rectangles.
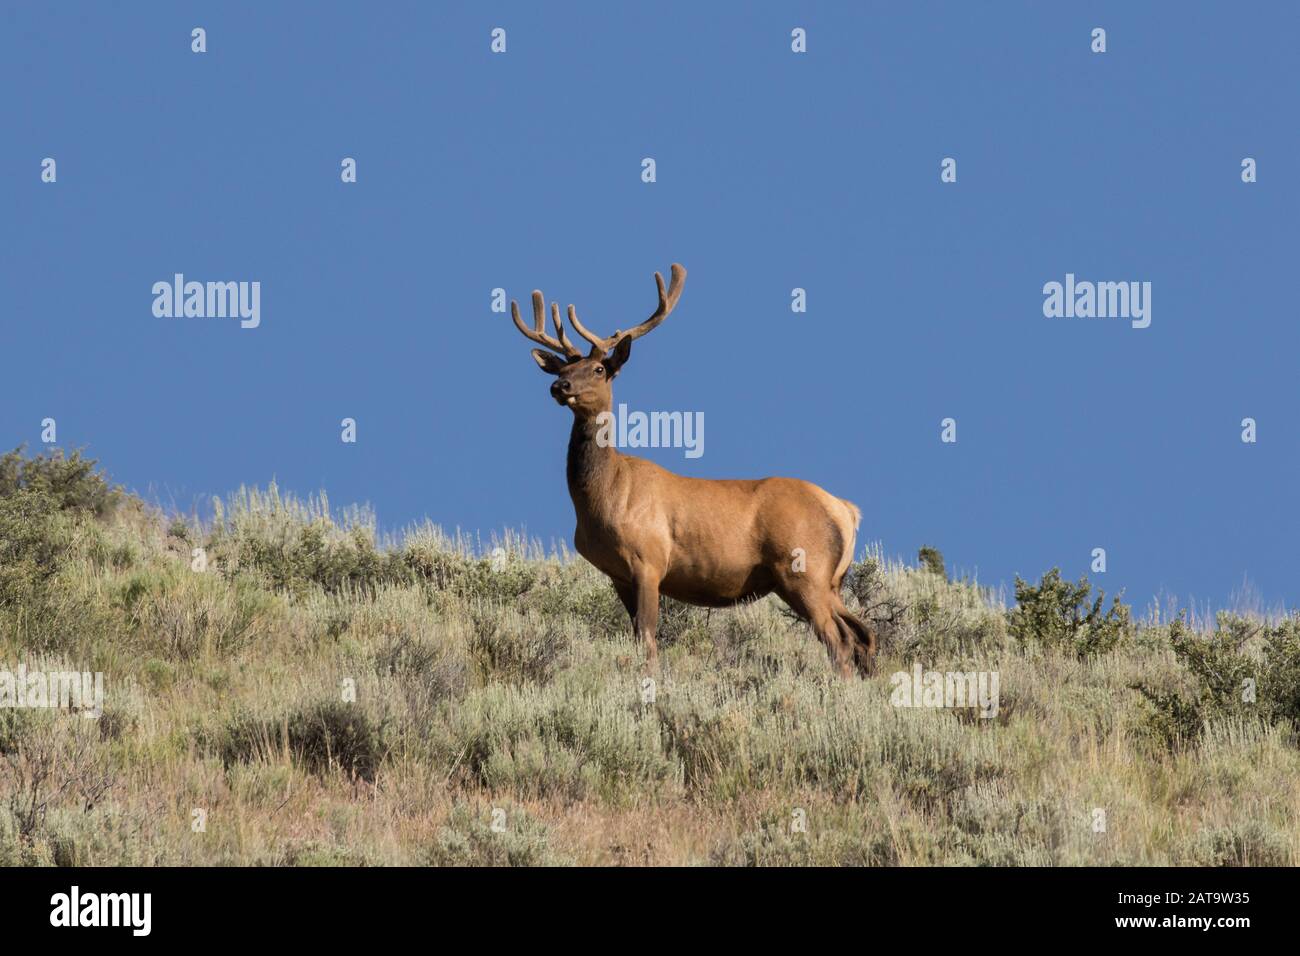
[508,264,877,678]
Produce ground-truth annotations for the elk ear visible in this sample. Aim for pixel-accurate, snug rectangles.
[604,336,632,377]
[531,349,568,375]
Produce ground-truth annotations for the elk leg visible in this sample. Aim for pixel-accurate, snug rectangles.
[812,604,854,680]
[779,585,854,679]
[632,575,661,672]
[613,580,638,624]
[832,594,878,676]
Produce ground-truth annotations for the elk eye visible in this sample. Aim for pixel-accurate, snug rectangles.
[595,365,605,375]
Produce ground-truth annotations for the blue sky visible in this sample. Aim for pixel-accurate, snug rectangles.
[3,2,1296,611]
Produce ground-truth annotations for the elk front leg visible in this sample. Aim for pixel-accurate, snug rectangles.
[632,575,661,673]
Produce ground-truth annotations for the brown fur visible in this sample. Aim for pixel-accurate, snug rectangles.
[512,265,877,678]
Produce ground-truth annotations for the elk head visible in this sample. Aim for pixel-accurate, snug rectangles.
[510,264,686,418]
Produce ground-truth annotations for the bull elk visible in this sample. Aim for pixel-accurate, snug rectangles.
[508,263,877,678]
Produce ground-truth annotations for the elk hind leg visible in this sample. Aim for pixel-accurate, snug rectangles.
[780,585,853,679]
[832,594,878,676]
[613,579,637,626]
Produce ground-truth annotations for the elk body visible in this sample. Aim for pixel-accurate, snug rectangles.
[509,264,877,678]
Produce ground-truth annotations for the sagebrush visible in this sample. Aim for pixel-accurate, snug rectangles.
[0,450,1296,866]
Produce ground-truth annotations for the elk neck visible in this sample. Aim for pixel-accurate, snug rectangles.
[566,404,621,505]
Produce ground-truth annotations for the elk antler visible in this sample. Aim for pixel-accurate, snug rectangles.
[565,263,687,355]
[510,290,583,359]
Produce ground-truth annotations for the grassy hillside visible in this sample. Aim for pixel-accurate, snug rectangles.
[1,448,1297,866]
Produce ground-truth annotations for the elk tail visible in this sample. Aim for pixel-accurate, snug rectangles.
[829,496,862,593]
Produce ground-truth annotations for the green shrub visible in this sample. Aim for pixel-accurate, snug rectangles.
[275,841,377,867]
[0,713,115,843]
[469,609,570,685]
[902,588,1004,662]
[1135,613,1300,748]
[711,811,898,866]
[846,556,1003,661]
[0,804,156,867]
[0,492,72,610]
[217,520,412,596]
[0,446,120,517]
[204,486,415,597]
[441,683,680,801]
[655,597,711,649]
[521,571,627,638]
[373,630,468,702]
[1008,568,1130,658]
[655,676,1006,803]
[403,544,539,602]
[425,804,570,867]
[0,709,35,756]
[1183,821,1290,866]
[918,546,946,578]
[218,699,391,781]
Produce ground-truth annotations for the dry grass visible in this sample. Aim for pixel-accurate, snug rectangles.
[1,482,1297,866]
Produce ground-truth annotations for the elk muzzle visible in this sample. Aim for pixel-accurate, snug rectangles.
[550,378,576,406]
